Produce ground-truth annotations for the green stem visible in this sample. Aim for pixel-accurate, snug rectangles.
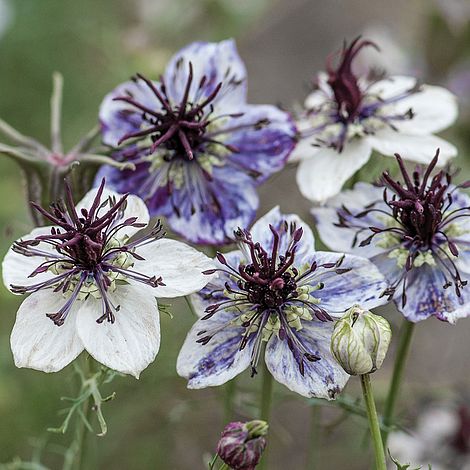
[360,374,387,470]
[306,404,319,469]
[224,379,236,423]
[382,320,415,445]
[258,363,273,470]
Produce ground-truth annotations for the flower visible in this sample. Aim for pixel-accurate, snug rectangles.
[176,207,387,399]
[388,403,470,469]
[312,151,470,323]
[216,420,268,470]
[331,305,391,376]
[291,37,458,202]
[0,73,132,225]
[2,179,213,377]
[97,39,296,245]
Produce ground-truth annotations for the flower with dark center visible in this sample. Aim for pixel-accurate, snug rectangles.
[291,37,458,202]
[97,40,296,245]
[2,180,213,376]
[216,420,268,470]
[313,150,470,323]
[177,207,387,398]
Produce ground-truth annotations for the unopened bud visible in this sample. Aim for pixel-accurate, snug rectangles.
[216,420,268,470]
[330,305,391,376]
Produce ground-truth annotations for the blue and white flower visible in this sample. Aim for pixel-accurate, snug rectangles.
[97,39,296,245]
[292,37,458,202]
[2,180,213,377]
[313,151,470,323]
[176,207,387,399]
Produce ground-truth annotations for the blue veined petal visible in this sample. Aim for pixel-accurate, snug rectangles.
[249,207,315,264]
[265,320,350,399]
[304,251,388,314]
[176,309,253,388]
[163,39,247,112]
[223,104,296,183]
[161,164,259,245]
[398,265,470,324]
[99,80,165,147]
[312,182,390,257]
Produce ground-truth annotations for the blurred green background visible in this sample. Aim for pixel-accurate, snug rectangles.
[0,1,469,469]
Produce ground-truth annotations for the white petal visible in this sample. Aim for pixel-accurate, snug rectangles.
[76,282,160,378]
[2,226,58,294]
[368,75,418,100]
[312,182,388,257]
[10,290,84,372]
[390,85,458,135]
[250,206,316,263]
[296,140,372,202]
[288,133,321,163]
[368,131,457,164]
[133,238,214,298]
[265,321,349,399]
[176,310,251,388]
[77,187,150,239]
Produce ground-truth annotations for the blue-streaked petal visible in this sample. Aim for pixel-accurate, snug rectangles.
[162,165,259,245]
[223,104,295,182]
[249,207,315,264]
[306,251,388,314]
[265,320,349,399]
[398,265,470,324]
[163,39,247,112]
[176,310,252,388]
[312,182,390,257]
[99,80,164,147]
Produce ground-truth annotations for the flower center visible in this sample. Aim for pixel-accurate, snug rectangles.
[11,180,165,326]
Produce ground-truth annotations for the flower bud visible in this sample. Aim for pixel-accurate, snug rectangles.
[216,420,268,470]
[330,305,392,375]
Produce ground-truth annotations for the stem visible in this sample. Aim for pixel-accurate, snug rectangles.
[382,320,415,445]
[223,379,236,423]
[360,374,387,470]
[258,363,273,470]
[306,404,319,469]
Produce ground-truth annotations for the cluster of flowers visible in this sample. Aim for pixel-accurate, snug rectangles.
[1,36,468,468]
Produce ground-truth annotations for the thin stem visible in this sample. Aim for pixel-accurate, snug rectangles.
[258,362,273,470]
[306,404,320,469]
[360,374,387,470]
[224,379,236,423]
[382,320,415,445]
[51,72,64,154]
[74,357,92,470]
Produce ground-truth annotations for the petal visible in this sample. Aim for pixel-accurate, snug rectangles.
[288,132,321,163]
[77,186,150,239]
[10,290,84,372]
[76,282,160,378]
[176,310,252,388]
[224,104,295,183]
[250,206,315,263]
[163,39,247,112]
[133,238,214,298]
[308,252,388,313]
[390,85,458,135]
[2,226,58,294]
[368,76,418,100]
[99,80,164,147]
[398,265,470,324]
[368,131,457,164]
[312,182,389,257]
[162,165,259,245]
[265,320,349,399]
[296,140,372,202]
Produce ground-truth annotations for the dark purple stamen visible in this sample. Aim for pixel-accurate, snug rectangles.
[11,179,165,325]
[337,150,470,306]
[198,223,351,376]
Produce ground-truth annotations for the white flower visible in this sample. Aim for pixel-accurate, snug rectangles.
[2,181,214,377]
[291,38,458,202]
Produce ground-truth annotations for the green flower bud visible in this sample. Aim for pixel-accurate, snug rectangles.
[330,305,392,376]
